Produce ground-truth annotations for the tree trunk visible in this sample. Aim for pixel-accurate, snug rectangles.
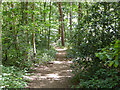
[58,2,65,46]
[25,0,29,44]
[11,2,19,59]
[70,2,72,37]
[32,0,36,59]
[24,0,29,60]
[78,2,81,26]
[77,2,81,46]
[48,2,51,50]
[21,1,25,25]
[44,2,47,42]
[39,2,42,34]
[58,18,61,40]
[0,0,2,65]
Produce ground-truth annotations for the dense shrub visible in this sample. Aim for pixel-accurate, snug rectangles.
[1,66,29,88]
[96,40,120,68]
[69,2,120,88]
[71,67,120,88]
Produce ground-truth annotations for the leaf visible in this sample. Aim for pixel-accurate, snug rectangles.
[114,56,119,68]
[95,53,99,57]
[109,61,114,67]
[106,54,113,60]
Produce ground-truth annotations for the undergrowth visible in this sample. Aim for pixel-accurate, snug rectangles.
[71,59,120,88]
[1,65,30,88]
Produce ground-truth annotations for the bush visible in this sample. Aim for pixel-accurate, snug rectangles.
[1,66,28,88]
[36,48,56,64]
[69,2,120,88]
[71,59,120,88]
[96,40,120,68]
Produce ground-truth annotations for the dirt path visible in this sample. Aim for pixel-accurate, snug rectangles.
[25,48,73,88]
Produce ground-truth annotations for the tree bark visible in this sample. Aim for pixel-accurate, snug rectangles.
[0,0,2,66]
[25,0,29,44]
[58,2,65,46]
[39,2,42,34]
[77,2,81,46]
[44,2,47,41]
[70,2,72,38]
[48,2,51,50]
[78,2,81,26]
[21,1,25,25]
[32,0,36,59]
[11,2,19,59]
[58,18,61,40]
[24,0,29,60]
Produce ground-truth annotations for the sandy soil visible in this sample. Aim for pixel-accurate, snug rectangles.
[24,48,73,88]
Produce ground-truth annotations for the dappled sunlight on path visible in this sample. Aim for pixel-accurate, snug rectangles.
[24,48,73,88]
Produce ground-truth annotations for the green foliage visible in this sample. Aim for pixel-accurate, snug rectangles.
[72,68,120,88]
[2,2,59,69]
[36,48,56,64]
[70,2,120,59]
[69,2,120,88]
[71,57,120,88]
[1,66,28,88]
[96,40,120,68]
[1,2,120,88]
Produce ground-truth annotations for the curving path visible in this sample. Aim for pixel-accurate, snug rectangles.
[24,47,73,88]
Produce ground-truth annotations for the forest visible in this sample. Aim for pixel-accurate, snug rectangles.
[0,1,120,88]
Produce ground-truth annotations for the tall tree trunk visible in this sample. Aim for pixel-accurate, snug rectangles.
[70,2,72,37]
[25,0,29,44]
[58,2,65,46]
[0,0,2,66]
[39,2,42,34]
[11,3,19,59]
[32,0,36,59]
[77,2,81,46]
[63,14,66,42]
[58,18,61,40]
[21,1,25,25]
[78,2,81,26]
[48,2,51,50]
[44,2,47,42]
[24,0,29,60]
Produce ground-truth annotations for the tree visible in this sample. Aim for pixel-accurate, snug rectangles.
[11,2,19,59]
[25,0,29,44]
[48,2,51,50]
[77,2,82,46]
[78,2,81,25]
[58,2,65,46]
[0,0,2,66]
[32,0,36,59]
[44,2,47,41]
[69,2,72,37]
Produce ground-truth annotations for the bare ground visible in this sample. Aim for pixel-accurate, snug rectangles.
[24,48,73,88]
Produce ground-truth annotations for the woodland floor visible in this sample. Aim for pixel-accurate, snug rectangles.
[24,47,73,88]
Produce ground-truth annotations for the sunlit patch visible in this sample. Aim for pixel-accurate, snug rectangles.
[46,73,59,78]
[54,78,60,80]
[23,76,37,81]
[25,49,73,88]
[44,67,50,70]
[67,61,72,63]
[66,70,72,72]
[52,61,64,64]
[51,61,73,64]
[55,48,67,51]
[65,76,72,78]
[44,73,72,79]
[56,52,66,55]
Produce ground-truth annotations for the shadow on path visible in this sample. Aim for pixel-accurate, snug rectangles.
[24,48,73,88]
